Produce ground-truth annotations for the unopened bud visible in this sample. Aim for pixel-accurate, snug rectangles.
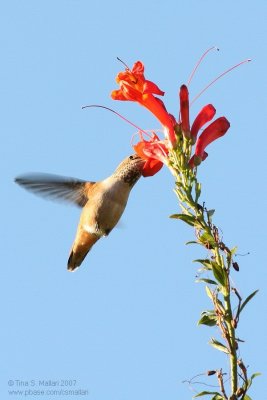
[232,262,239,271]
[206,370,216,376]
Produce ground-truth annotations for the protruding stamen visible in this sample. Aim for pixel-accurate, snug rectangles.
[187,46,219,87]
[130,130,158,146]
[116,57,130,70]
[190,59,251,106]
[82,104,147,135]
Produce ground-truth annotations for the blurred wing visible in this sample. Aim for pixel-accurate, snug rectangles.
[15,173,96,207]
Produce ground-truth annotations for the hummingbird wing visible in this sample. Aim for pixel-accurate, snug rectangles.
[15,173,95,207]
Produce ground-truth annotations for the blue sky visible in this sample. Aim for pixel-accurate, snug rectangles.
[1,1,266,399]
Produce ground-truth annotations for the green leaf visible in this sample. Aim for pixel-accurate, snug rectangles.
[209,338,229,354]
[194,391,221,398]
[243,395,252,400]
[186,240,199,245]
[198,232,216,247]
[239,290,259,314]
[195,182,201,202]
[247,372,261,389]
[211,396,224,400]
[214,297,225,313]
[250,372,261,380]
[193,259,212,269]
[211,262,227,286]
[170,213,204,229]
[198,313,217,327]
[175,181,183,187]
[196,278,217,285]
[169,213,196,226]
[205,285,214,300]
[230,246,238,256]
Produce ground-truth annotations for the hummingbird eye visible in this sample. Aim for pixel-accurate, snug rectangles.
[129,155,135,160]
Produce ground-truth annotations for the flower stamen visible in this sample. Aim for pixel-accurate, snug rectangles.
[187,46,219,87]
[82,104,148,136]
[116,57,131,71]
[190,59,251,106]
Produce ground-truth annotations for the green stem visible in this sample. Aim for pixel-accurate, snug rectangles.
[214,246,238,396]
[170,150,240,398]
[224,290,238,395]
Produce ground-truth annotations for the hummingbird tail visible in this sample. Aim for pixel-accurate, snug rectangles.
[67,232,99,272]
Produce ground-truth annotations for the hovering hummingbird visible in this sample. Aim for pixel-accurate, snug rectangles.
[15,154,145,272]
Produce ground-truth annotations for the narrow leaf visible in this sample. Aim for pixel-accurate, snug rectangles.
[211,262,227,286]
[205,286,213,300]
[239,290,259,314]
[194,391,221,398]
[247,372,261,389]
[198,314,217,327]
[193,259,212,269]
[250,372,261,380]
[195,182,201,203]
[186,241,199,245]
[169,213,195,226]
[199,232,216,247]
[196,278,217,285]
[209,338,229,354]
[230,246,238,256]
[243,395,252,400]
[211,396,224,400]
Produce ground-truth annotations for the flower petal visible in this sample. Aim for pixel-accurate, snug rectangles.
[195,117,230,159]
[133,141,147,158]
[141,94,176,146]
[132,61,145,76]
[179,85,190,137]
[112,60,176,147]
[143,80,165,96]
[191,104,216,139]
[142,159,163,177]
[133,134,168,177]
[111,89,129,101]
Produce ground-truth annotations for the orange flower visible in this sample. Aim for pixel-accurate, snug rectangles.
[111,61,176,147]
[110,60,231,171]
[133,132,169,177]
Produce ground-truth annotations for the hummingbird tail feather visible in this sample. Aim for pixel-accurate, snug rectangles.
[67,232,99,272]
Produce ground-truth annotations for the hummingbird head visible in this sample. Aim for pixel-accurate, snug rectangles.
[113,154,145,187]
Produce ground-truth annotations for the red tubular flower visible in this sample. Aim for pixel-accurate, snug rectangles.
[110,61,231,171]
[179,85,190,137]
[111,61,176,147]
[178,84,230,167]
[190,104,216,140]
[179,85,217,143]
[133,133,169,177]
[189,117,230,167]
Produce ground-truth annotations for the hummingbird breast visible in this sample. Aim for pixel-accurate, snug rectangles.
[82,177,131,237]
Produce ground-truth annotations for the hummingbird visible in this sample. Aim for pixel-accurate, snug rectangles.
[15,154,145,272]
